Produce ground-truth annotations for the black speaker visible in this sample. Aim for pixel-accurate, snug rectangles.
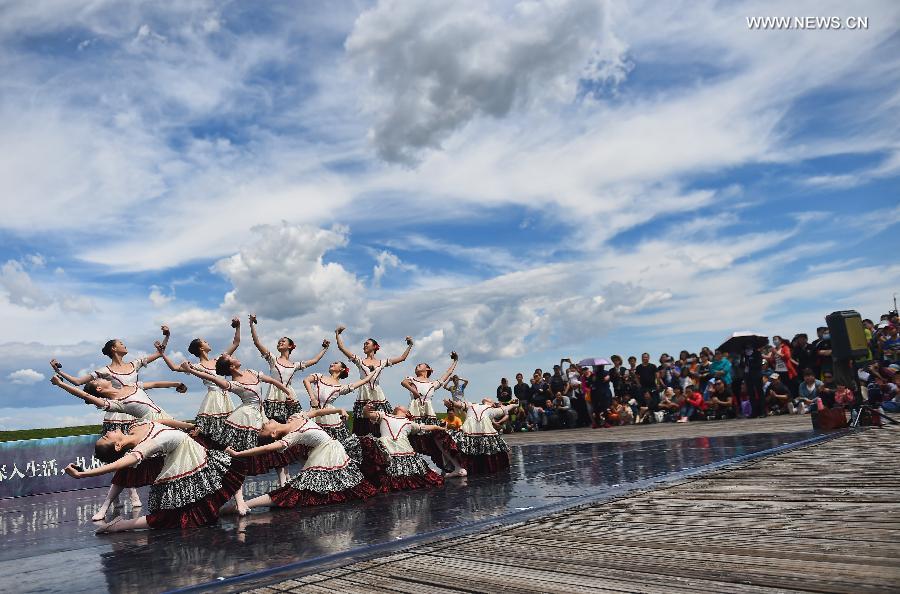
[826,310,868,359]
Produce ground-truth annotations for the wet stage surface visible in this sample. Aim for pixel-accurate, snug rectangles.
[0,430,815,593]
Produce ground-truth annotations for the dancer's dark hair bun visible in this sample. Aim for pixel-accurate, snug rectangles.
[188,338,203,358]
[339,362,349,379]
[101,339,117,358]
[215,357,232,376]
[95,440,130,464]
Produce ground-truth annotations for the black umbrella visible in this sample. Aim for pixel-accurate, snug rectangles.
[718,332,768,353]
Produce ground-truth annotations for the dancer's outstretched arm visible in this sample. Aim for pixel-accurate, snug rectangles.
[142,325,170,365]
[142,380,188,393]
[156,342,185,373]
[179,362,230,391]
[347,372,377,392]
[64,456,136,478]
[157,418,196,431]
[301,339,330,368]
[225,317,241,355]
[50,376,109,408]
[259,373,291,395]
[438,352,459,384]
[248,314,270,359]
[306,407,348,420]
[225,443,282,458]
[49,359,93,385]
[334,325,356,359]
[387,336,414,365]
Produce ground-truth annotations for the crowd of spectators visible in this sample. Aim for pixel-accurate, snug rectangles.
[491,311,900,432]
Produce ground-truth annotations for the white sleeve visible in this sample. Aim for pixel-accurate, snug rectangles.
[339,384,353,396]
[135,357,150,370]
[99,398,126,412]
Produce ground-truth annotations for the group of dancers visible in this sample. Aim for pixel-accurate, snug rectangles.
[49,317,517,533]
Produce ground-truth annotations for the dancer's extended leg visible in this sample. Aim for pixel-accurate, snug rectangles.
[93,484,124,521]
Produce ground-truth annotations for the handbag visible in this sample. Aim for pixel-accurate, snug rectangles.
[810,407,848,431]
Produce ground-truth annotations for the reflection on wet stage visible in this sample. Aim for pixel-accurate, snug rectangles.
[0,431,813,593]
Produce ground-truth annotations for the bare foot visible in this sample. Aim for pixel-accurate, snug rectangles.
[237,504,250,517]
[91,506,109,522]
[95,515,124,534]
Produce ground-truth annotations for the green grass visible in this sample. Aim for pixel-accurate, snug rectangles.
[0,425,103,442]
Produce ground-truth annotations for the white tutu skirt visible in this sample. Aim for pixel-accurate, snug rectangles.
[194,388,236,444]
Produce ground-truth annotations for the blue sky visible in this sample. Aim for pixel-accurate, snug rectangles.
[0,0,898,429]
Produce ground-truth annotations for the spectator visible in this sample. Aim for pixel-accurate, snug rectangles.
[697,352,711,388]
[549,365,567,397]
[680,384,704,422]
[879,323,900,363]
[820,371,837,408]
[709,380,736,419]
[550,391,577,428]
[791,334,816,378]
[496,378,512,404]
[607,396,633,426]
[444,374,468,401]
[743,346,765,418]
[513,373,530,405]
[658,387,680,421]
[765,373,792,414]
[812,327,833,379]
[767,335,797,397]
[709,350,733,386]
[442,409,462,430]
[834,383,856,408]
[796,369,822,413]
[627,355,638,374]
[591,365,612,428]
[635,353,658,392]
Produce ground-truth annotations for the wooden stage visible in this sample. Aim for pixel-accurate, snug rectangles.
[244,422,900,594]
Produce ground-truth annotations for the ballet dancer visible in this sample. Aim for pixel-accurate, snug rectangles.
[221,407,377,512]
[174,352,301,497]
[303,364,376,463]
[50,325,170,433]
[50,374,196,520]
[63,420,246,533]
[159,318,241,446]
[359,403,459,491]
[249,314,329,423]
[49,326,170,511]
[439,398,517,475]
[401,352,459,426]
[334,325,413,436]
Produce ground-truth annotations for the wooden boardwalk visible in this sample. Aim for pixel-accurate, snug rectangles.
[504,414,813,446]
[243,425,900,594]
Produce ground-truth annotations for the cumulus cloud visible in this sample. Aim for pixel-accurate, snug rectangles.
[149,285,174,307]
[8,368,45,385]
[213,223,365,321]
[372,250,402,287]
[0,260,54,308]
[346,0,615,163]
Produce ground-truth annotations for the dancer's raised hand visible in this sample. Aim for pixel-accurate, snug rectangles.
[450,351,458,360]
[322,339,330,349]
[50,358,62,370]
[161,325,170,337]
[231,317,240,328]
[154,340,165,353]
[176,383,188,393]
[335,325,346,334]
[405,336,414,346]
[249,314,257,325]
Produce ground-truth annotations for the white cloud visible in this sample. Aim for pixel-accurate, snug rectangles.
[346,0,614,163]
[213,223,365,322]
[8,368,45,385]
[149,285,174,307]
[0,260,54,308]
[372,250,402,287]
